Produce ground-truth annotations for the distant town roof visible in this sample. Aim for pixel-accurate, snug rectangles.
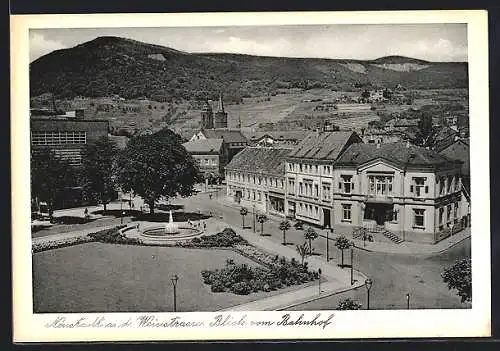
[336,142,462,171]
[287,131,361,161]
[243,130,307,142]
[202,129,248,144]
[225,147,291,176]
[182,138,224,154]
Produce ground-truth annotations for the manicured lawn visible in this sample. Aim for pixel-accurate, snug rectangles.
[33,243,311,312]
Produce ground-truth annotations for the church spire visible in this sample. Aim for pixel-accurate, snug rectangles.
[217,93,224,112]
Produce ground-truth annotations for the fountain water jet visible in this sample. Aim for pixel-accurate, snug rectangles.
[165,210,179,234]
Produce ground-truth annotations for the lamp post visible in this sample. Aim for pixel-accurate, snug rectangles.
[406,293,410,310]
[325,225,330,262]
[171,274,179,312]
[350,242,354,285]
[252,204,256,233]
[318,268,322,295]
[365,278,373,310]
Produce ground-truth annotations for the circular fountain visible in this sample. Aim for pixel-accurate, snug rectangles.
[139,210,203,244]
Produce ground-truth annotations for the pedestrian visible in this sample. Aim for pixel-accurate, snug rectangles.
[203,222,207,231]
[84,208,89,219]
[209,193,212,200]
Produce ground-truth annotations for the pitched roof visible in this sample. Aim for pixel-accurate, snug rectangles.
[202,129,248,144]
[225,147,291,176]
[287,131,360,161]
[336,142,462,170]
[243,130,307,142]
[437,139,470,176]
[182,138,223,154]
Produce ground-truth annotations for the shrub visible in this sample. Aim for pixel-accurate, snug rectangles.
[337,298,363,310]
[231,282,252,295]
[183,228,247,247]
[88,225,139,244]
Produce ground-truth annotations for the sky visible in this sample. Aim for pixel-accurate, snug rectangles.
[29,24,468,63]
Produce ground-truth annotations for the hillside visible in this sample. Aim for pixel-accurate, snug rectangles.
[30,36,469,101]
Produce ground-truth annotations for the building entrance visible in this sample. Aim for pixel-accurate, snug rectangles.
[323,208,331,228]
[364,203,393,225]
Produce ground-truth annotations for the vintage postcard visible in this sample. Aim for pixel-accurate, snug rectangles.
[11,10,490,342]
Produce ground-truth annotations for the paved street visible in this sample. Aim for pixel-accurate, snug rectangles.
[174,189,472,310]
[32,187,472,310]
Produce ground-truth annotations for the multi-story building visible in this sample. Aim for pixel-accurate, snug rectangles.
[182,138,227,183]
[30,115,109,167]
[284,131,363,227]
[332,142,464,243]
[190,129,248,163]
[225,147,291,216]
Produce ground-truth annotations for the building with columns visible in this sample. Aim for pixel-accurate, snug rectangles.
[332,142,464,244]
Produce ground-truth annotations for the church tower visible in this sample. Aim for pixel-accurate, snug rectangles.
[214,93,228,129]
[200,100,214,129]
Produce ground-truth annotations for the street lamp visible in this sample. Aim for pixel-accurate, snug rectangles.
[406,293,410,310]
[318,268,322,295]
[365,278,373,310]
[252,204,256,233]
[171,274,179,312]
[325,225,330,262]
[350,242,354,285]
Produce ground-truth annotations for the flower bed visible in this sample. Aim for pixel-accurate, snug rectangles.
[201,255,319,295]
[88,225,140,244]
[32,235,95,253]
[177,228,248,248]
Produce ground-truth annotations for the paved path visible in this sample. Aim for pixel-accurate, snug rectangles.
[215,220,366,311]
[32,224,119,245]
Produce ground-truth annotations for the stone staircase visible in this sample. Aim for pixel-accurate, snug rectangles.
[381,230,404,244]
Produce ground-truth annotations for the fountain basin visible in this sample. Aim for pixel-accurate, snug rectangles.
[139,224,203,244]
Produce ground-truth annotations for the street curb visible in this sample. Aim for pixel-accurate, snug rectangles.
[277,271,368,311]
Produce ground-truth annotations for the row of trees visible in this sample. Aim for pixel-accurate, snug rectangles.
[31,128,203,217]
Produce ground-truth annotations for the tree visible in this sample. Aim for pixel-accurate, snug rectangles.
[116,128,202,214]
[31,149,77,218]
[257,214,268,235]
[361,90,371,99]
[442,258,472,303]
[304,227,319,254]
[279,220,291,245]
[296,241,309,265]
[337,298,362,310]
[81,137,119,212]
[240,207,248,228]
[415,112,436,147]
[334,236,352,267]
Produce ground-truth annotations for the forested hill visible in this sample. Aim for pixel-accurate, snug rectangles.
[30,36,469,102]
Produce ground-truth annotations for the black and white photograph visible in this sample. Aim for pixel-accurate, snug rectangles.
[11,10,490,341]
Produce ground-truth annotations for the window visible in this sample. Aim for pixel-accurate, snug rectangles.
[412,177,427,197]
[342,204,352,221]
[340,175,354,193]
[288,178,295,194]
[322,183,331,201]
[281,180,284,188]
[258,177,262,185]
[454,202,459,223]
[439,207,444,229]
[439,176,445,195]
[315,165,318,174]
[455,175,460,191]
[447,204,452,223]
[414,209,425,227]
[315,206,319,217]
[253,175,256,184]
[369,175,393,196]
[299,182,304,195]
[258,192,261,201]
[252,191,256,200]
[31,131,87,146]
[447,176,453,193]
[392,209,398,222]
[314,184,319,197]
[299,164,303,172]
